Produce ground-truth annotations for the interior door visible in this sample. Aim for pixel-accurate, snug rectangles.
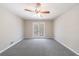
[33,22,45,38]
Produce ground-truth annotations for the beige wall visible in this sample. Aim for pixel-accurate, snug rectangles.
[24,20,54,38]
[0,6,24,51]
[54,5,79,54]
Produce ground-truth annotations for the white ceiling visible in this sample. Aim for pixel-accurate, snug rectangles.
[0,3,77,20]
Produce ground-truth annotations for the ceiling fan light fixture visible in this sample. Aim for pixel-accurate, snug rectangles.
[24,3,50,17]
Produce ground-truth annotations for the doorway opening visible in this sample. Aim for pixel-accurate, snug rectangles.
[33,22,45,38]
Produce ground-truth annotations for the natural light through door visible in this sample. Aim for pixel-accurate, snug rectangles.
[33,22,45,38]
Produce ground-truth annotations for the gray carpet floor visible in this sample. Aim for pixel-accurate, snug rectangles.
[0,39,77,56]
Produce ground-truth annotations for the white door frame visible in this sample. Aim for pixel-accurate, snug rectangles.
[32,22,45,38]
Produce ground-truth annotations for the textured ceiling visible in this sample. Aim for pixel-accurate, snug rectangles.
[0,3,77,20]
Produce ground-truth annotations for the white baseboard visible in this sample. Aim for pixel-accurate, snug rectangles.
[55,39,79,56]
[0,38,23,54]
[24,37,54,39]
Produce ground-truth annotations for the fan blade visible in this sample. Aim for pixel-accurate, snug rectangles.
[24,9,33,12]
[40,11,50,14]
[36,3,41,7]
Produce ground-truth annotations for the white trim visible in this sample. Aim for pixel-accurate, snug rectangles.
[24,37,54,39]
[0,38,23,54]
[55,39,79,56]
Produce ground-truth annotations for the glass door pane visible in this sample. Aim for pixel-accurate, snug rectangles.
[33,23,39,37]
[33,22,45,37]
[39,23,45,37]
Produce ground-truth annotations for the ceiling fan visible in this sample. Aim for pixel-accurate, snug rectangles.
[24,3,50,14]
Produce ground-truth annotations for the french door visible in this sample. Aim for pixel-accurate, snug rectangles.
[33,22,45,38]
